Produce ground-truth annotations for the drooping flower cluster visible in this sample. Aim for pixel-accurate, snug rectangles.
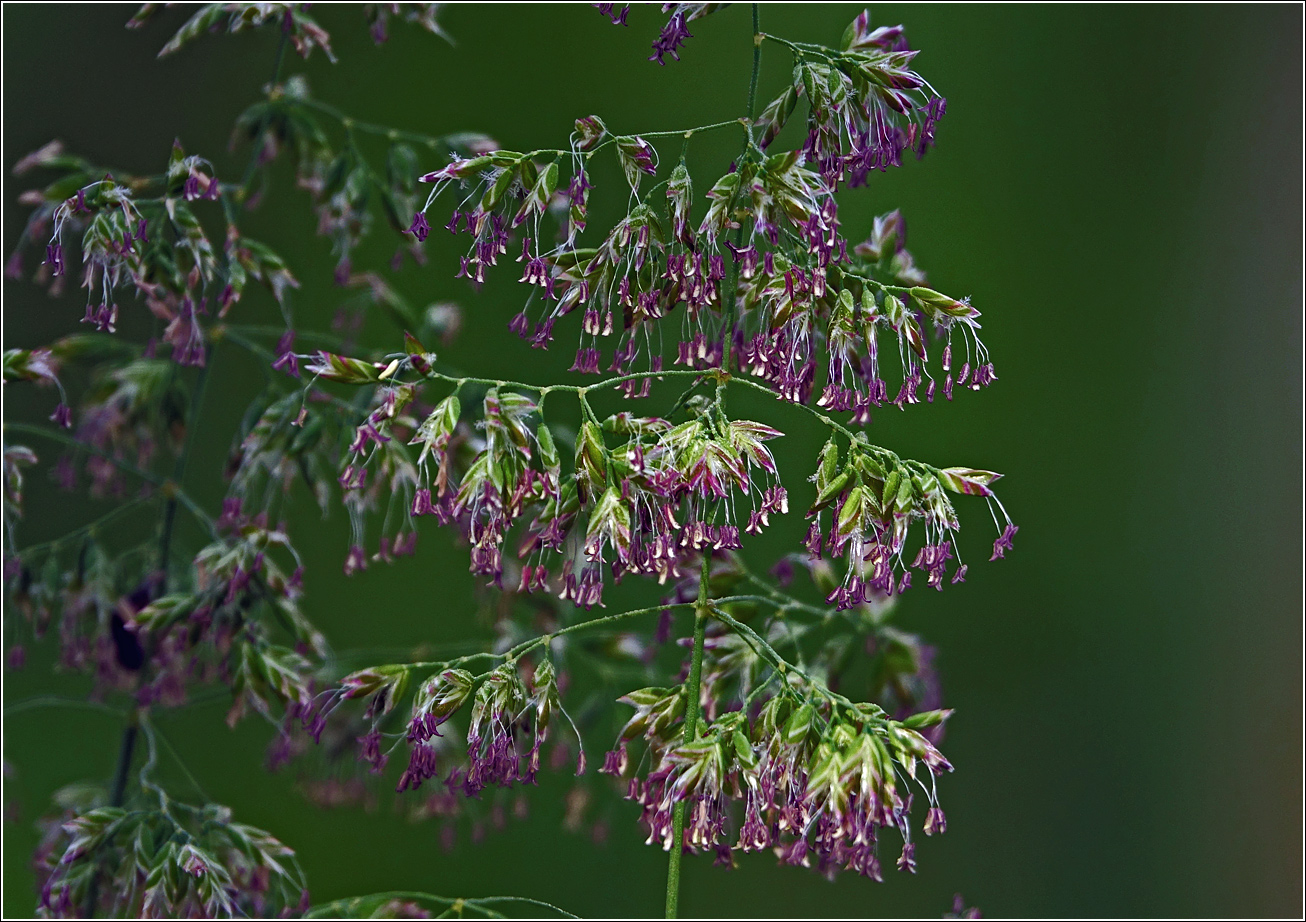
[7,139,303,383]
[594,2,726,65]
[34,792,307,918]
[127,3,451,61]
[605,686,953,879]
[309,350,792,605]
[326,655,578,805]
[805,436,1014,607]
[232,72,493,288]
[736,210,995,422]
[474,402,780,603]
[787,11,948,188]
[647,4,725,65]
[4,344,73,427]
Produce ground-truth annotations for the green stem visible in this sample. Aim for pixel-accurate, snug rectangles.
[725,374,864,441]
[3,423,163,488]
[747,5,763,137]
[403,600,699,673]
[710,604,861,714]
[3,696,125,718]
[306,890,583,920]
[271,16,290,87]
[143,713,211,803]
[110,712,140,807]
[420,366,705,396]
[665,553,713,919]
[394,593,803,676]
[464,897,578,918]
[83,709,138,916]
[301,97,450,150]
[758,32,835,60]
[159,350,212,586]
[7,499,151,559]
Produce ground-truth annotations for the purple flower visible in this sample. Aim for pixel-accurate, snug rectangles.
[357,728,388,773]
[49,403,72,429]
[649,9,693,65]
[44,244,64,277]
[396,742,440,792]
[990,523,1018,561]
[407,211,431,242]
[344,545,368,576]
[925,806,947,836]
[272,330,299,377]
[594,3,629,25]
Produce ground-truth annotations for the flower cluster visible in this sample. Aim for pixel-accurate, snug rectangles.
[473,403,782,601]
[311,350,792,606]
[234,73,492,287]
[788,12,948,187]
[806,436,1014,607]
[736,212,995,421]
[8,139,303,393]
[34,792,307,918]
[607,686,953,879]
[128,3,450,61]
[324,655,580,807]
[647,4,724,65]
[4,344,72,427]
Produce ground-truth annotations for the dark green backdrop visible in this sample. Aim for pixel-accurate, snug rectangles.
[3,4,1302,918]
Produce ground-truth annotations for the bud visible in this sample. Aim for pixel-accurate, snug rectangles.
[409,395,461,465]
[532,659,559,735]
[937,467,1002,497]
[900,708,954,730]
[812,469,850,512]
[304,351,382,385]
[340,665,410,716]
[698,170,742,240]
[756,85,799,149]
[574,115,608,151]
[617,687,684,740]
[666,163,693,243]
[910,286,979,321]
[418,155,493,184]
[616,137,657,193]
[882,294,906,328]
[411,668,475,731]
[781,702,816,747]
[574,421,608,501]
[536,422,560,472]
[515,160,559,227]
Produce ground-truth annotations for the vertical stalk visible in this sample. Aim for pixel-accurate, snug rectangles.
[108,714,140,807]
[158,357,211,588]
[664,553,713,919]
[271,16,290,88]
[83,710,138,916]
[746,4,762,131]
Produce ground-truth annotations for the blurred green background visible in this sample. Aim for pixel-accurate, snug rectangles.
[3,3,1301,918]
